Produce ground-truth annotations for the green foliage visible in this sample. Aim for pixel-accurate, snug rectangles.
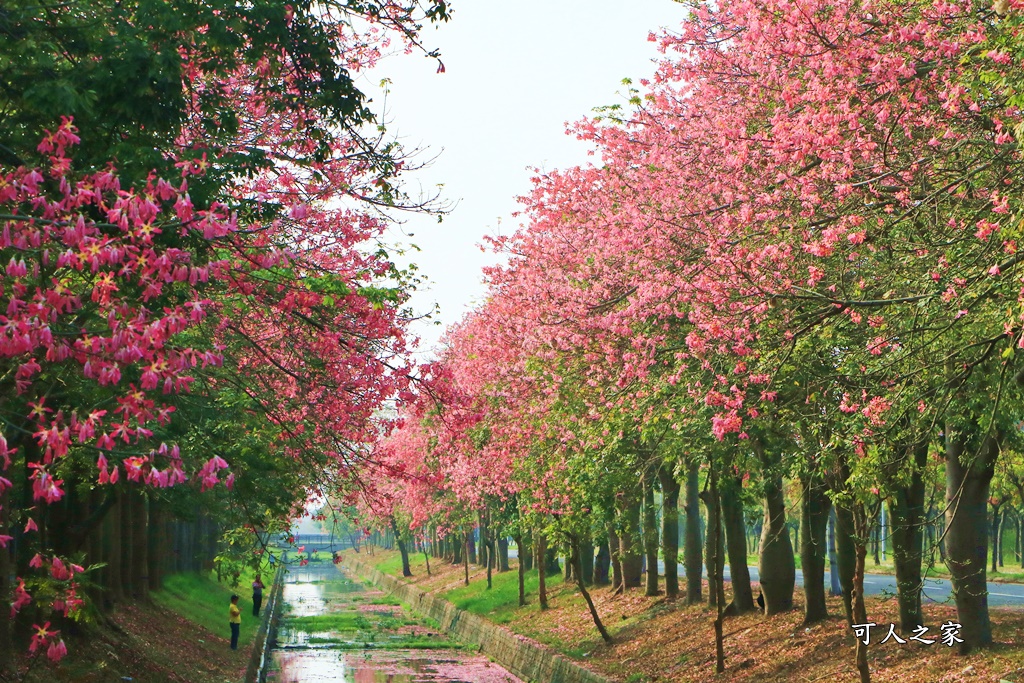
[0,0,447,183]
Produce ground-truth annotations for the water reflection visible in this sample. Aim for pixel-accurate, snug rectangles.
[267,562,521,683]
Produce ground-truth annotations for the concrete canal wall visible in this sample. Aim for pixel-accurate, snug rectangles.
[244,563,286,683]
[343,555,615,683]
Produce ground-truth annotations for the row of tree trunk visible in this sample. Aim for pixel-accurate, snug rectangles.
[382,421,1001,669]
[0,478,226,672]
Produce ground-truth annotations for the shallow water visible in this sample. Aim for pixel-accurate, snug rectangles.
[266,562,522,683]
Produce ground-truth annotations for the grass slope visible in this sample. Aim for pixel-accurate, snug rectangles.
[151,570,261,649]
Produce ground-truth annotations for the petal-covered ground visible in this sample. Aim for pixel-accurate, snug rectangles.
[358,549,1024,683]
[14,600,249,683]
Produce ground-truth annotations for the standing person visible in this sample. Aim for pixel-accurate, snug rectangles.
[229,595,241,650]
[252,575,265,617]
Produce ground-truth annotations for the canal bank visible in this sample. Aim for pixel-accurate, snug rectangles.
[262,561,524,682]
[341,554,613,683]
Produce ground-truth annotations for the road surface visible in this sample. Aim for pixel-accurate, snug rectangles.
[506,546,1024,607]
[681,562,1024,608]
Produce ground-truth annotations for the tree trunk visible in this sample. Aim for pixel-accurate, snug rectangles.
[580,539,594,585]
[1017,511,1022,567]
[620,495,643,588]
[537,534,548,610]
[684,458,703,604]
[131,489,149,600]
[105,501,123,600]
[571,537,612,644]
[205,514,218,572]
[938,518,946,562]
[721,471,755,613]
[888,440,927,633]
[119,488,133,597]
[478,512,489,569]
[463,532,470,585]
[514,535,526,606]
[990,508,998,572]
[608,525,622,591]
[486,524,494,590]
[1011,509,1019,569]
[452,534,463,565]
[945,429,998,653]
[872,519,880,567]
[755,439,794,614]
[992,506,1002,572]
[643,470,660,597]
[87,493,105,602]
[853,504,871,683]
[702,486,724,608]
[800,469,831,624]
[544,544,561,576]
[834,502,857,624]
[594,540,610,585]
[828,508,842,596]
[148,498,165,591]
[998,510,1006,568]
[0,486,12,673]
[392,519,412,577]
[498,537,510,572]
[709,465,726,675]
[658,463,680,600]
[521,531,533,571]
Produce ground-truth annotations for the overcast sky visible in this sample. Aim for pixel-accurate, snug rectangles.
[361,1,682,358]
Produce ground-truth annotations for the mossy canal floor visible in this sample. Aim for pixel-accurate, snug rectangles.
[266,562,523,683]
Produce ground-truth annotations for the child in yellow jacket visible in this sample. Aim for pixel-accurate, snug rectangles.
[229,595,241,650]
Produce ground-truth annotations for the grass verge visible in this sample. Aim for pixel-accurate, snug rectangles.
[445,567,565,625]
[151,570,260,649]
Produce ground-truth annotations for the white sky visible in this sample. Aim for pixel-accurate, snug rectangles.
[362,1,682,358]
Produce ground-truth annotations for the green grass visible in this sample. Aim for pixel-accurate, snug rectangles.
[444,569,565,625]
[369,551,594,657]
[370,547,570,624]
[285,612,368,631]
[374,553,407,576]
[285,611,421,633]
[151,571,260,648]
[306,634,468,650]
[368,596,403,606]
[307,635,351,645]
[387,638,468,650]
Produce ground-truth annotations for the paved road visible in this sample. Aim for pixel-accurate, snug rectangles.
[676,562,1024,608]
[507,547,1024,607]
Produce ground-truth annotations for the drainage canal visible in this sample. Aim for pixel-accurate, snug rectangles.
[266,562,523,683]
